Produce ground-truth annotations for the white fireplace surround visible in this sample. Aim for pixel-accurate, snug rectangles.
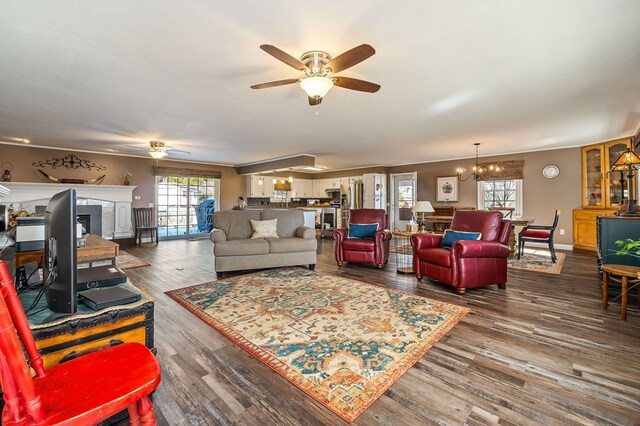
[0,182,136,239]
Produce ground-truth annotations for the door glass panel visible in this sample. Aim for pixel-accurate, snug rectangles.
[608,143,628,206]
[392,174,416,231]
[584,147,602,206]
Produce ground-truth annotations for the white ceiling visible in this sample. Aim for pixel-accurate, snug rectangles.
[1,1,640,171]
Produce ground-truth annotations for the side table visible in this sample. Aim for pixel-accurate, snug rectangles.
[601,264,640,320]
[393,231,415,274]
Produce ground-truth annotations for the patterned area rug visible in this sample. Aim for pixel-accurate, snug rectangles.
[508,249,565,275]
[116,250,151,270]
[166,268,469,422]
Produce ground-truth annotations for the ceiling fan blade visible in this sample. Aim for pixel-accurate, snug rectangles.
[251,78,300,90]
[333,77,381,93]
[324,44,375,74]
[308,96,322,106]
[260,45,309,72]
[166,148,191,155]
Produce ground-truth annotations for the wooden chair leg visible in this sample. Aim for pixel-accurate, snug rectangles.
[128,402,141,426]
[139,396,156,425]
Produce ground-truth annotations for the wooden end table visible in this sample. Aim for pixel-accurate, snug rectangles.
[601,264,640,320]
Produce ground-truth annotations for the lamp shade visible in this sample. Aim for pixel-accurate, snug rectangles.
[613,148,640,167]
[149,150,168,159]
[412,201,435,214]
[300,76,334,98]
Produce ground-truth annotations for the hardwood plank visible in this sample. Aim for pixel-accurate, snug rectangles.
[116,238,640,425]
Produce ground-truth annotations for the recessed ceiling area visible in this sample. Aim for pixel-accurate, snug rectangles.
[1,1,639,170]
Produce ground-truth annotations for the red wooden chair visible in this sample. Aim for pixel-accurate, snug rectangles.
[0,260,161,425]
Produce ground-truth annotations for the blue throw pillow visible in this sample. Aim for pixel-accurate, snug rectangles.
[349,223,379,239]
[439,229,482,248]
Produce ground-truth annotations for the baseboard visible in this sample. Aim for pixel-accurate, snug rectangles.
[524,242,573,251]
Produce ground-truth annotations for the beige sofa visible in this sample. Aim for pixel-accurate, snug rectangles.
[209,209,317,278]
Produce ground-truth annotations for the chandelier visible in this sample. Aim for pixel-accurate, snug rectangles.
[456,143,501,181]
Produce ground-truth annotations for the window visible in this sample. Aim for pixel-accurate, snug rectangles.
[156,176,219,238]
[477,179,523,218]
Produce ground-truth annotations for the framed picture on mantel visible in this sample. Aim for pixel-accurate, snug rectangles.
[436,176,458,202]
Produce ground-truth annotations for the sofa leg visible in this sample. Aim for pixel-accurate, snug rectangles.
[498,283,506,289]
[309,264,315,271]
[337,261,343,267]
[415,273,422,281]
[456,287,467,295]
[216,272,224,279]
[376,263,383,269]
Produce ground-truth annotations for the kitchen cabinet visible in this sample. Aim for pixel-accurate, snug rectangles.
[247,175,273,198]
[573,137,633,252]
[292,179,313,198]
[362,173,388,210]
[312,179,328,198]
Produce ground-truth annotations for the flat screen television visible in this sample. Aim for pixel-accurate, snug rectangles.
[44,188,77,313]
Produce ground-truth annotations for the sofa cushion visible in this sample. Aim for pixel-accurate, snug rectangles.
[418,247,451,267]
[439,229,482,248]
[260,209,303,238]
[348,223,379,239]
[343,238,375,252]
[251,219,278,239]
[213,210,261,240]
[214,239,270,256]
[267,237,317,254]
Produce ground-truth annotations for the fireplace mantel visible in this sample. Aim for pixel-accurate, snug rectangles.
[0,183,137,239]
[0,182,136,204]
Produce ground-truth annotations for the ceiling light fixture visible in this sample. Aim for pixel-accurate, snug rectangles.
[258,175,263,186]
[272,171,277,185]
[149,150,168,159]
[300,76,334,99]
[288,168,293,183]
[456,143,501,181]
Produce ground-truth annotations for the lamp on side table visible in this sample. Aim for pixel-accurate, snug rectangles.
[412,201,435,233]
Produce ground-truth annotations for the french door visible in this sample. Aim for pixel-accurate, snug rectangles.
[156,176,219,238]
[390,172,417,231]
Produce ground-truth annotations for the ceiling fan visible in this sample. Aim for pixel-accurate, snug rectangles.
[250,44,381,105]
[125,140,191,159]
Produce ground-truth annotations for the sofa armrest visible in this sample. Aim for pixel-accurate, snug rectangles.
[209,229,227,244]
[410,233,442,250]
[453,240,510,258]
[295,226,316,239]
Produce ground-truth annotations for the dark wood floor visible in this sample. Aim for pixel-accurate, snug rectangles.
[122,238,640,425]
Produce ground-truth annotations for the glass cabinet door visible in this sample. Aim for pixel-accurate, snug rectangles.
[583,146,604,207]
[604,140,632,207]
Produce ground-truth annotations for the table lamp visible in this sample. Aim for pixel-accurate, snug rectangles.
[611,148,640,216]
[412,201,435,233]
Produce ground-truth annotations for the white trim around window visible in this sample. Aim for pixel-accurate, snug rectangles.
[477,179,523,218]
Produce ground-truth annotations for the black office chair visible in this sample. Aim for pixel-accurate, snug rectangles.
[133,208,159,246]
[517,210,560,262]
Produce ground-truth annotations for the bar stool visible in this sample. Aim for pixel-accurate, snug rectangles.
[601,264,640,320]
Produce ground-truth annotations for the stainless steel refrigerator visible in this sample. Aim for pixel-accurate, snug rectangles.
[341,180,363,227]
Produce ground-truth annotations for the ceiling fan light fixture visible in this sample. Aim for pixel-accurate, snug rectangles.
[300,76,334,98]
[149,150,168,159]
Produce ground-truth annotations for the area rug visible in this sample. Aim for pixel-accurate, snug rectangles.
[115,250,151,270]
[508,249,565,275]
[166,268,468,422]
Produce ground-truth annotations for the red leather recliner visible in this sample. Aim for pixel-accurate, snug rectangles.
[410,210,511,295]
[333,209,392,269]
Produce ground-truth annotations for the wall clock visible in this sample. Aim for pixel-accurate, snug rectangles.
[542,165,560,179]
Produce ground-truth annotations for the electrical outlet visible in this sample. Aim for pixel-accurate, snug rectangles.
[560,228,565,235]
[148,202,154,208]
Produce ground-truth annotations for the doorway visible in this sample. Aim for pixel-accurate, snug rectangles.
[390,172,417,231]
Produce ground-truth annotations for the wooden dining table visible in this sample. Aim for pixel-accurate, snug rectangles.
[420,216,534,257]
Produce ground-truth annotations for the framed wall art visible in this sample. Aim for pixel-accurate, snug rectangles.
[436,176,458,202]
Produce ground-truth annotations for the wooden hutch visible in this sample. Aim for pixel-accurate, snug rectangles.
[573,137,633,252]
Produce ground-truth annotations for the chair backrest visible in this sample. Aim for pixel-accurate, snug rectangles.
[0,260,45,423]
[133,208,155,228]
[550,210,561,229]
[349,209,387,230]
[451,210,505,242]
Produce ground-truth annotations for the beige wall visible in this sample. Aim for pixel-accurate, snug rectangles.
[0,144,243,210]
[315,147,582,245]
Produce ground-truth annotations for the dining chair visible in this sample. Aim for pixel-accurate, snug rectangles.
[133,207,159,246]
[0,260,161,425]
[517,210,560,262]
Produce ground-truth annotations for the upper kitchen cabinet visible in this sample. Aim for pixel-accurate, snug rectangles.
[581,138,632,209]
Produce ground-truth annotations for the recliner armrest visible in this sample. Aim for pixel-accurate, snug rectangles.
[410,233,442,250]
[375,229,392,243]
[332,228,347,242]
[295,226,316,239]
[453,240,510,258]
[209,229,227,244]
